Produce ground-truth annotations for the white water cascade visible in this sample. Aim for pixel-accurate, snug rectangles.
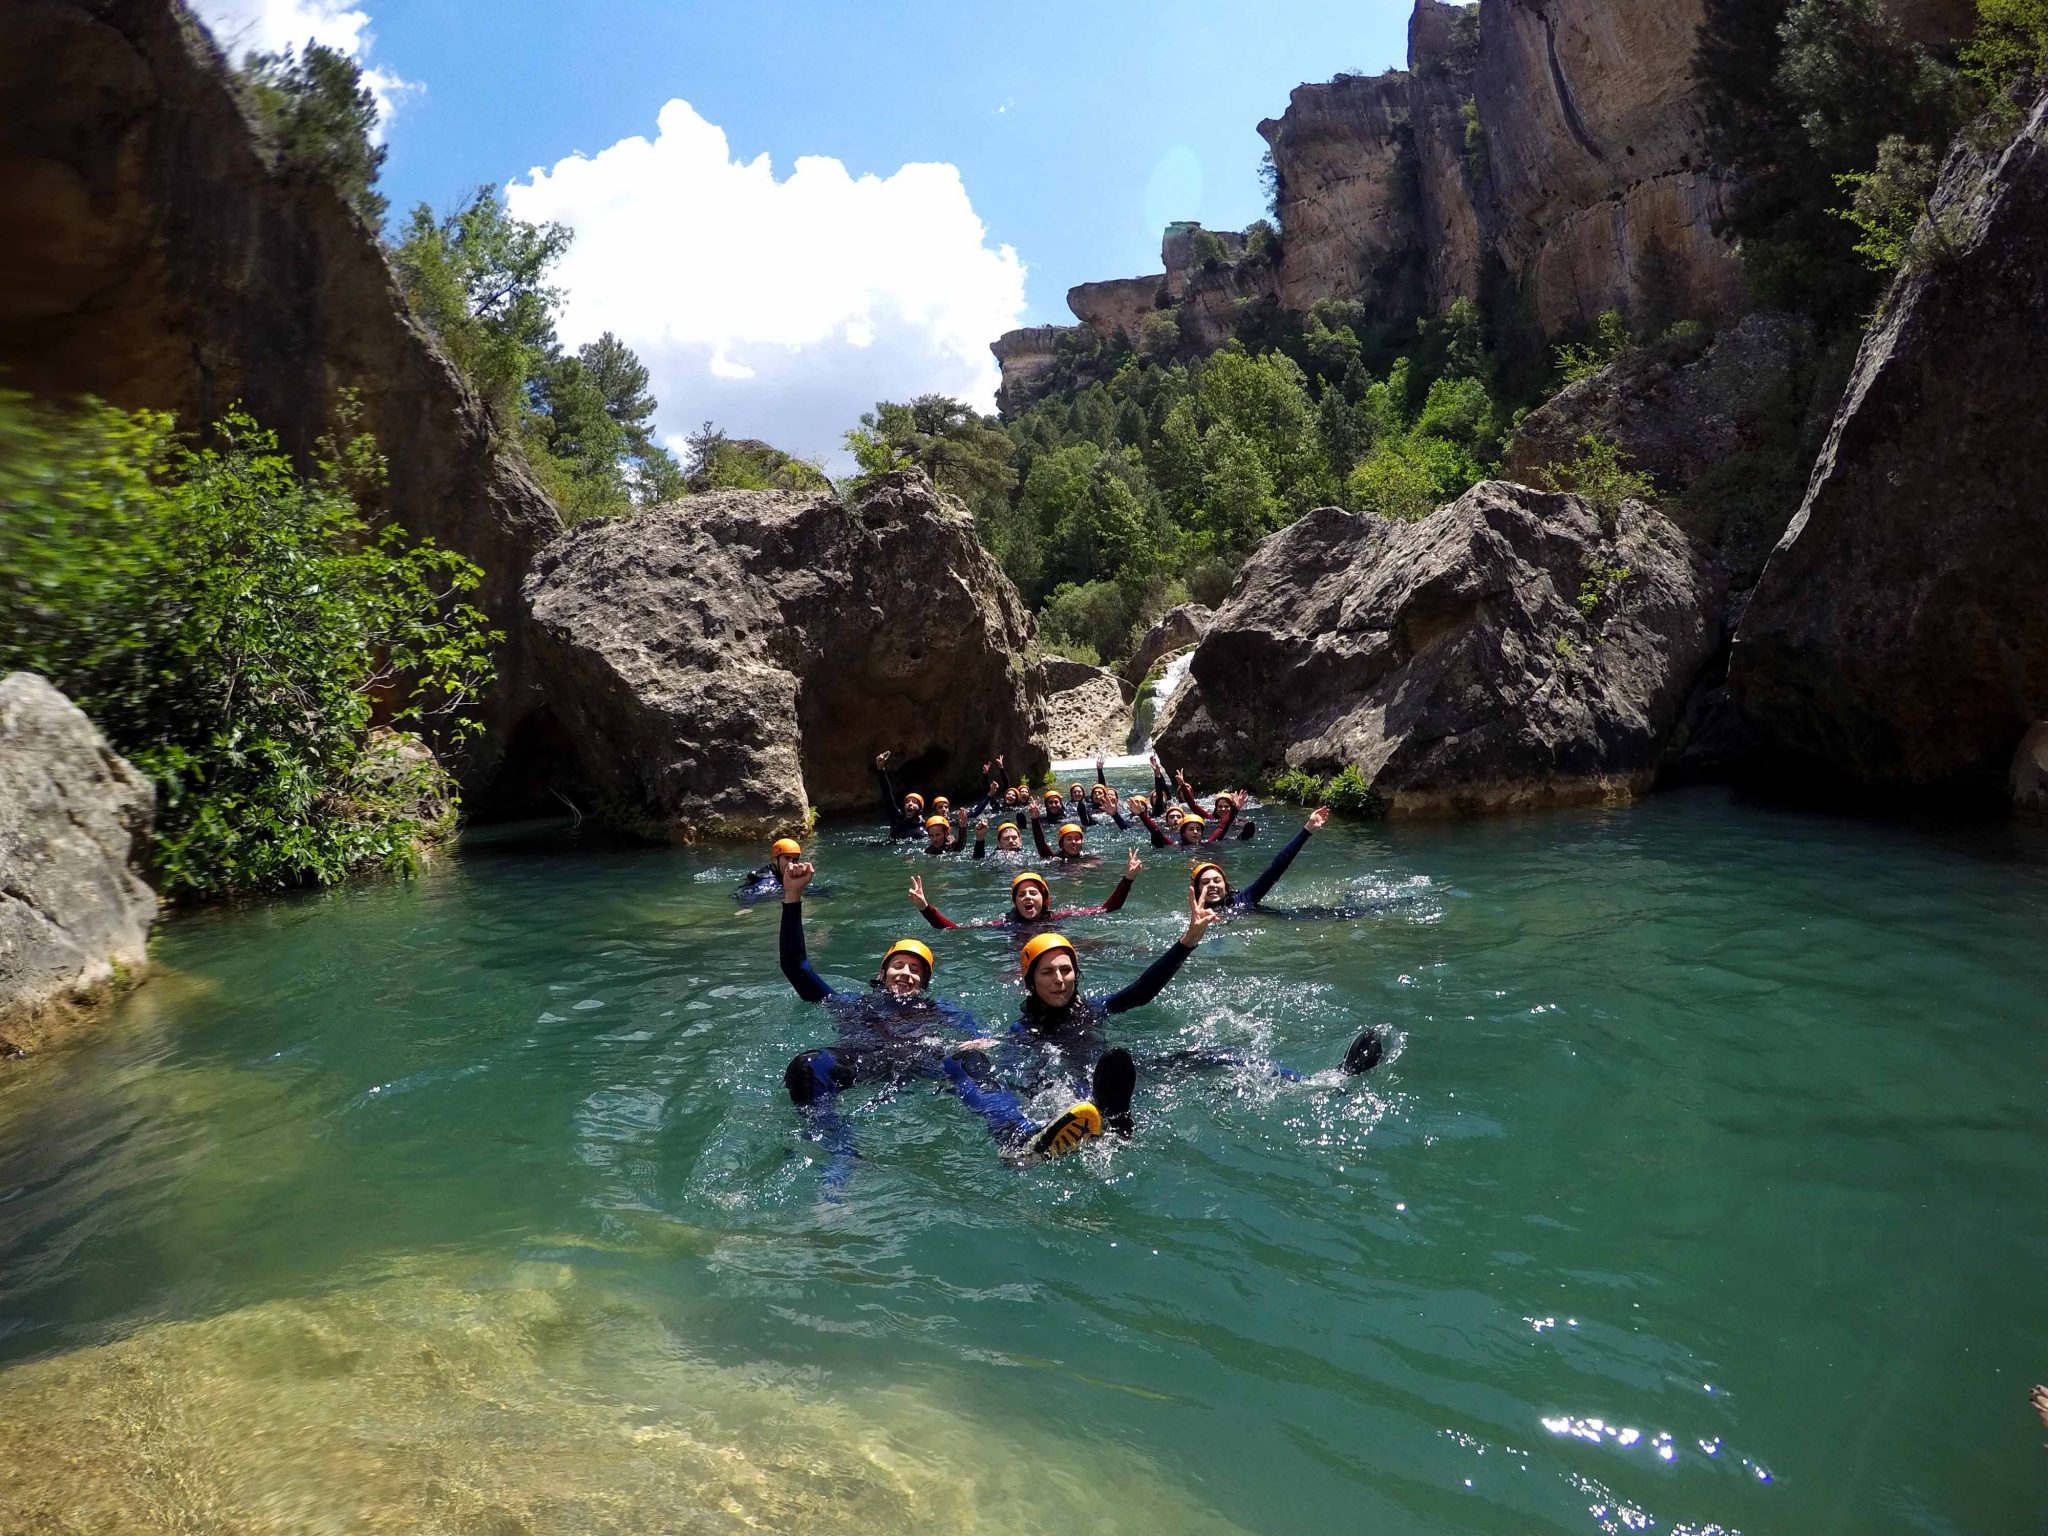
[1051,648,1195,775]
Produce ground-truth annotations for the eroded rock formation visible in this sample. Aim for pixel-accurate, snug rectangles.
[519,471,1048,836]
[1155,484,1721,814]
[0,673,157,1055]
[1259,73,1420,320]
[1474,0,1741,335]
[993,0,1750,412]
[0,0,564,783]
[1729,91,2048,798]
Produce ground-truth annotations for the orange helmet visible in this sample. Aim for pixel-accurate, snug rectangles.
[904,792,925,810]
[771,838,802,858]
[925,815,950,831]
[1057,822,1084,839]
[881,938,935,978]
[1019,932,1076,980]
[933,795,951,810]
[1189,861,1225,888]
[1010,872,1051,900]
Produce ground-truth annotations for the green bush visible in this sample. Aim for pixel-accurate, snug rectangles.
[1265,764,1386,817]
[1043,638,1103,668]
[1540,434,1655,529]
[1552,308,1632,386]
[1576,561,1633,619]
[0,394,498,898]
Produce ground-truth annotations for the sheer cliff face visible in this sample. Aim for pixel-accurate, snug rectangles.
[1473,0,1741,333]
[994,0,1757,412]
[1259,74,1420,320]
[0,1,563,785]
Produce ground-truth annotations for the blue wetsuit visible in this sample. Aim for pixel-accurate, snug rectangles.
[778,899,979,1188]
[736,864,782,904]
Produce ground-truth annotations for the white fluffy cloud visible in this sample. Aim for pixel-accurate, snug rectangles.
[188,0,415,133]
[504,100,1028,468]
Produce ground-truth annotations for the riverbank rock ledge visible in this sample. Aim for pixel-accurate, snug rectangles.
[0,674,157,1052]
[518,471,1049,837]
[1154,484,1722,815]
[1729,89,2048,798]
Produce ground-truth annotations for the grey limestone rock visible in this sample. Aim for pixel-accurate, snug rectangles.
[1155,482,1722,815]
[0,674,158,1051]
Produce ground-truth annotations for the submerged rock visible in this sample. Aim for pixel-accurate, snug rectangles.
[1154,483,1721,815]
[0,673,157,1054]
[518,471,1048,837]
[1729,90,2048,798]
[0,1255,1256,1536]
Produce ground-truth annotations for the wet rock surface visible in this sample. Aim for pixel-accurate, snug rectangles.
[518,471,1048,837]
[1729,92,2048,796]
[0,674,157,1053]
[1155,484,1722,815]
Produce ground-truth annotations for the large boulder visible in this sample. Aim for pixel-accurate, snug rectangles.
[1042,666,1136,763]
[1122,604,1215,686]
[0,0,563,786]
[518,471,1049,836]
[1154,484,1722,815]
[1729,90,2048,798]
[0,673,157,1054]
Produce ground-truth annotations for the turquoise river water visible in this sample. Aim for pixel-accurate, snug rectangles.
[2,786,2045,1534]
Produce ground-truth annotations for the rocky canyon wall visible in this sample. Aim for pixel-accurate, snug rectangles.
[995,0,1749,412]
[0,0,564,786]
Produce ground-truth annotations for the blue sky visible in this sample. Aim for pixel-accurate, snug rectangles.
[193,0,1413,462]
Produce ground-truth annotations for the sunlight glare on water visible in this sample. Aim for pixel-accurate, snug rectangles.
[0,785,2044,1535]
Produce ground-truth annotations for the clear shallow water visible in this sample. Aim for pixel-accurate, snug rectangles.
[2,787,2046,1534]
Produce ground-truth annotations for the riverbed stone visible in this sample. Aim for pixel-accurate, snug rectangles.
[1154,483,1722,815]
[0,673,157,1053]
[517,470,1049,837]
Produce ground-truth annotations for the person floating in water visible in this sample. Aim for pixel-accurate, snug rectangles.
[875,751,925,841]
[776,861,1094,1183]
[736,837,805,905]
[1030,812,1096,863]
[944,892,1386,1162]
[1188,806,1374,929]
[908,850,1141,931]
[941,891,1221,1164]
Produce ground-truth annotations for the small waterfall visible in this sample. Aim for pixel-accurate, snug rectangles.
[1051,647,1197,774]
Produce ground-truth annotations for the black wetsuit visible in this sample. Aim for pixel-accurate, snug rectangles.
[736,864,783,904]
[778,900,979,1188]
[1206,826,1314,915]
[876,766,923,841]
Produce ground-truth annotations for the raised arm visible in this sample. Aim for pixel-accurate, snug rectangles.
[1237,808,1327,908]
[1136,809,1170,848]
[1203,795,1238,843]
[1100,849,1140,912]
[909,874,960,931]
[1029,809,1054,859]
[875,752,914,837]
[779,864,834,1003]
[1104,889,1217,1014]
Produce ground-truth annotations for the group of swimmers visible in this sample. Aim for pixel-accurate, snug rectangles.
[739,750,1386,1186]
